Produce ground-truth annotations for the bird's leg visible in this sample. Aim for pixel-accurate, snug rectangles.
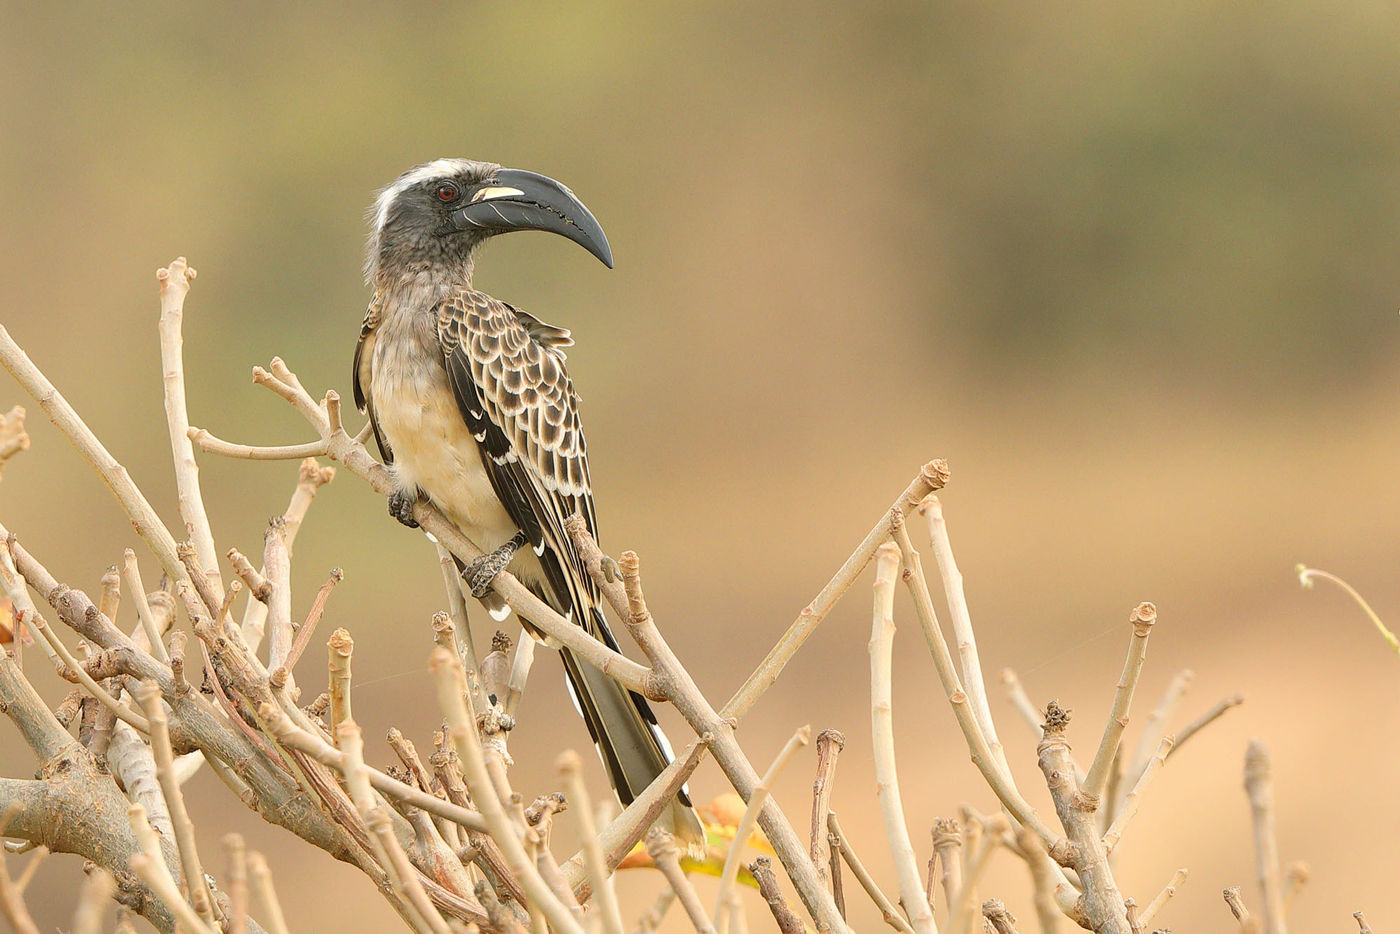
[387,488,421,528]
[462,531,530,598]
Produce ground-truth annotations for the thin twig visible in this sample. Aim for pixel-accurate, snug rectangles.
[557,751,624,934]
[340,718,451,934]
[1103,736,1173,853]
[1000,668,1047,739]
[247,852,292,934]
[809,728,845,896]
[133,679,217,924]
[122,550,169,663]
[71,866,116,934]
[328,627,353,743]
[725,461,948,719]
[1296,565,1400,655]
[1244,739,1286,934]
[889,518,1059,848]
[869,542,935,933]
[0,846,41,934]
[128,803,217,934]
[1138,868,1187,927]
[828,812,916,934]
[431,647,587,934]
[1168,694,1245,759]
[224,834,250,934]
[749,856,804,934]
[285,567,343,671]
[1084,604,1156,802]
[714,725,811,933]
[647,827,715,932]
[157,257,223,601]
[1353,911,1374,934]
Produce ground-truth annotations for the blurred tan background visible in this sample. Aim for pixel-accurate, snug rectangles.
[3,2,1400,931]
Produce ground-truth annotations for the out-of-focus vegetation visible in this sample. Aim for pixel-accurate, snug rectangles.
[2,3,1399,932]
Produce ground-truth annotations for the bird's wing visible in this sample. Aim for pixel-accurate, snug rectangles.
[436,289,599,621]
[352,300,394,463]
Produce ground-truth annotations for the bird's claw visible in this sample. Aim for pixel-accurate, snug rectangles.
[387,490,420,528]
[601,555,622,584]
[463,532,529,598]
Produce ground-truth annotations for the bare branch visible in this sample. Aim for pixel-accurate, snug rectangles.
[132,679,217,924]
[0,406,30,481]
[714,725,811,933]
[828,812,915,934]
[1103,736,1172,854]
[558,751,624,934]
[726,460,948,719]
[157,257,223,600]
[1169,694,1244,759]
[646,828,714,933]
[1084,604,1156,802]
[869,542,935,933]
[1244,739,1286,934]
[0,326,186,584]
[809,728,845,895]
[749,856,804,934]
[1138,868,1187,927]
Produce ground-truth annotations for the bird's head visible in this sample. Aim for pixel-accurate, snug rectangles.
[365,158,613,285]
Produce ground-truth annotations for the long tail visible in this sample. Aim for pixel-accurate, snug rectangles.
[559,607,706,851]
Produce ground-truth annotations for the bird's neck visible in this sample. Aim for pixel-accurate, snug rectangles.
[374,258,474,309]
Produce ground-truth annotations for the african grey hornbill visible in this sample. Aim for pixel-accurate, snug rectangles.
[355,158,704,847]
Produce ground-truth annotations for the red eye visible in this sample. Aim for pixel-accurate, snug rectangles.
[436,183,460,202]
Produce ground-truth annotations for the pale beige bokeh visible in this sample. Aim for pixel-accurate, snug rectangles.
[2,3,1398,931]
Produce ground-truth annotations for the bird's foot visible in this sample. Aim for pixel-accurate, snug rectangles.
[387,489,420,528]
[463,532,529,598]
[600,555,622,584]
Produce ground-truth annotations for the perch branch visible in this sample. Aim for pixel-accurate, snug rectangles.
[1084,605,1155,802]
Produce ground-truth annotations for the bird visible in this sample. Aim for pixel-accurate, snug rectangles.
[354,158,704,848]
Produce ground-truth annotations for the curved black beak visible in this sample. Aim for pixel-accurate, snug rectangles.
[452,168,613,268]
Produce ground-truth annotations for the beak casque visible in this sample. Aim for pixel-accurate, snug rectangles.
[453,168,614,268]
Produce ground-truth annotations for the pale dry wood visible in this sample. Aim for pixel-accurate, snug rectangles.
[1168,694,1244,760]
[263,518,293,673]
[1223,885,1260,934]
[328,627,354,743]
[1282,862,1309,915]
[1354,910,1373,934]
[1124,670,1191,795]
[128,803,217,934]
[100,564,121,628]
[1103,736,1172,854]
[1000,668,1047,739]
[132,679,217,924]
[284,567,342,671]
[0,405,30,481]
[714,724,811,934]
[1084,605,1156,803]
[558,751,624,934]
[982,899,1019,934]
[23,609,150,733]
[258,701,487,833]
[189,427,329,460]
[157,258,224,601]
[0,327,188,586]
[828,812,916,934]
[646,828,714,933]
[0,843,42,934]
[727,461,948,719]
[583,540,850,932]
[247,852,292,934]
[889,519,1059,849]
[224,833,250,934]
[432,647,587,934]
[1036,703,1130,934]
[919,496,1007,792]
[1244,739,1286,934]
[122,550,169,663]
[931,818,962,912]
[869,542,936,934]
[71,866,116,934]
[340,718,451,934]
[1137,868,1186,927]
